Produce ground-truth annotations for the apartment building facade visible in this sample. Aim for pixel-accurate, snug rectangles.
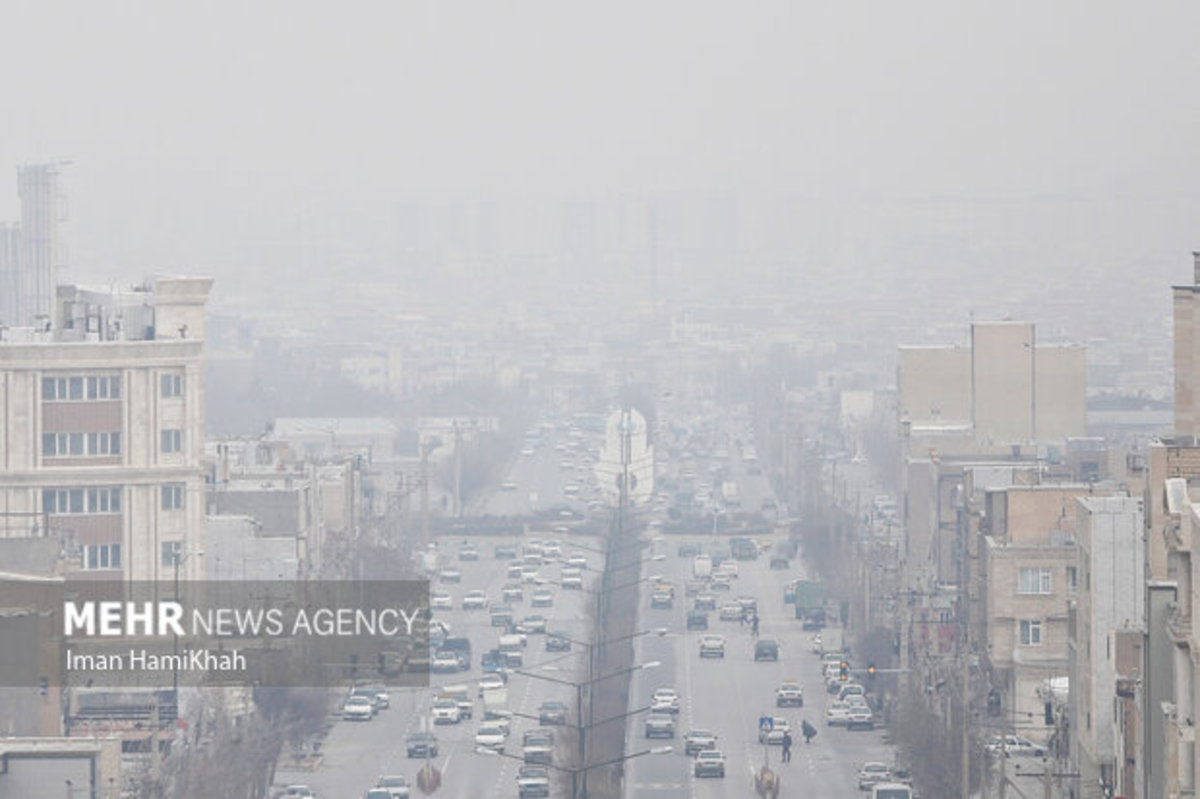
[0,277,212,581]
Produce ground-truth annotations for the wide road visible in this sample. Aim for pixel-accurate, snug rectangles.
[273,534,603,799]
[623,536,900,798]
[476,426,604,517]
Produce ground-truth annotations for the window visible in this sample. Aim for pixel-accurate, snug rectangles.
[161,483,185,511]
[1066,566,1078,595]
[161,373,184,398]
[45,487,121,515]
[161,429,183,454]
[1018,567,1052,595]
[162,541,183,567]
[43,375,120,401]
[44,431,120,458]
[83,543,121,570]
[1019,619,1043,646]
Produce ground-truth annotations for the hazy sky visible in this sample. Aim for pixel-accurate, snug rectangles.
[2,1,1199,283]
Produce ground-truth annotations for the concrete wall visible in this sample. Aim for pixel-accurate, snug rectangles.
[897,346,971,424]
[1036,345,1088,441]
[972,322,1035,445]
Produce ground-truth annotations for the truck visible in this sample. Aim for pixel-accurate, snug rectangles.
[721,481,741,508]
[729,536,758,561]
[482,687,511,732]
[786,579,825,616]
[692,554,713,579]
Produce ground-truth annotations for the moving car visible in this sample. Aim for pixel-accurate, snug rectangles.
[431,590,453,610]
[566,555,588,569]
[522,729,554,764]
[755,639,780,661]
[432,651,462,674]
[406,732,439,758]
[650,591,674,609]
[758,717,790,745]
[490,606,514,627]
[644,714,675,739]
[775,680,804,707]
[462,590,488,610]
[858,762,891,790]
[769,556,790,569]
[545,633,571,652]
[283,786,315,797]
[458,545,480,561]
[342,695,375,721]
[530,588,554,607]
[687,610,709,630]
[651,688,680,714]
[494,544,518,559]
[516,766,551,798]
[694,593,718,611]
[364,790,392,799]
[474,724,507,750]
[718,603,744,621]
[871,784,914,799]
[478,674,506,694]
[431,697,461,724]
[699,635,726,658]
[518,615,547,634]
[538,700,567,726]
[501,583,524,603]
[694,750,726,778]
[684,729,718,755]
[374,776,410,799]
[561,569,584,590]
[439,568,462,584]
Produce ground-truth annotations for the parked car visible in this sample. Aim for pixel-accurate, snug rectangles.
[699,635,726,658]
[984,735,1046,757]
[694,750,726,778]
[826,701,852,726]
[858,762,891,790]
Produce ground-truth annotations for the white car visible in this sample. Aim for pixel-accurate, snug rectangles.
[474,724,507,750]
[462,590,488,610]
[566,555,588,569]
[985,735,1046,757]
[439,568,462,584]
[694,749,726,778]
[826,701,852,726]
[858,762,891,790]
[432,698,461,724]
[530,588,554,607]
[431,591,453,610]
[650,688,680,714]
[342,695,374,721]
[698,635,726,658]
[478,674,506,694]
[375,775,411,798]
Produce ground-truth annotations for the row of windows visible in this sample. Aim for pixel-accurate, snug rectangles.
[42,429,187,458]
[42,431,122,458]
[43,373,185,401]
[83,543,121,571]
[42,484,186,514]
[1016,566,1079,596]
[43,376,122,401]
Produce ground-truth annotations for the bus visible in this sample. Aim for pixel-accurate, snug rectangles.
[871,783,913,799]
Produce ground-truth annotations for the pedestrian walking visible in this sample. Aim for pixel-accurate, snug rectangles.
[751,614,760,637]
[801,719,816,744]
[781,730,792,762]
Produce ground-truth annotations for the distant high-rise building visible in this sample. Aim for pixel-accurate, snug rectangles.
[1172,252,1200,439]
[0,163,64,328]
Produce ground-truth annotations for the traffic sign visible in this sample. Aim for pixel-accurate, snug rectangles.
[759,716,773,732]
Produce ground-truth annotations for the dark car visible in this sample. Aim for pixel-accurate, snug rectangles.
[677,543,700,557]
[686,611,709,630]
[538,700,568,725]
[754,638,780,662]
[545,633,571,652]
[769,556,789,570]
[406,731,439,758]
